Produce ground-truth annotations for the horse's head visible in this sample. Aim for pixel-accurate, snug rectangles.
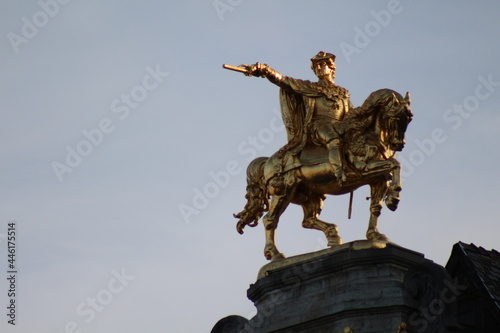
[377,91,413,152]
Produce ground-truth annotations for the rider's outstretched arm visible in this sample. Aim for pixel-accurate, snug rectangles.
[243,63,318,96]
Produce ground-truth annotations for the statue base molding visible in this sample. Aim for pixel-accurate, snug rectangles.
[256,239,391,280]
[212,241,460,332]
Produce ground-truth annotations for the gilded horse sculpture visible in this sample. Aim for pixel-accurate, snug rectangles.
[225,52,413,260]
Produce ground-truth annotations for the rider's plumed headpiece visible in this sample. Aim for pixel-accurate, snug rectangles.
[310,51,336,69]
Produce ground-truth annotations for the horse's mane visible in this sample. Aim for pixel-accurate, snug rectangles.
[344,89,403,130]
[341,89,404,159]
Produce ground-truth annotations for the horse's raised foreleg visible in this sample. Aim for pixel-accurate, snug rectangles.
[385,158,402,211]
[262,189,292,261]
[364,158,402,211]
[301,194,342,246]
[366,178,390,242]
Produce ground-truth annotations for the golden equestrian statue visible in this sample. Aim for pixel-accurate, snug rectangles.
[225,52,413,260]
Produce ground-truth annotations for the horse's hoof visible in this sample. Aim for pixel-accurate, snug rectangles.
[366,230,390,242]
[271,253,285,261]
[385,196,400,211]
[376,234,390,242]
[264,249,273,260]
[264,248,285,261]
[328,236,343,247]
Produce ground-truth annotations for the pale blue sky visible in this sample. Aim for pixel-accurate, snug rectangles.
[1,1,500,332]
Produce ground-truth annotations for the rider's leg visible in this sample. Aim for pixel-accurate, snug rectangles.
[315,123,347,185]
[326,138,347,184]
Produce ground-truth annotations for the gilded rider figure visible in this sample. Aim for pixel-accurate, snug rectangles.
[242,51,352,184]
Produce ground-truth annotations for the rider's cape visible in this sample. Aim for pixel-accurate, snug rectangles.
[279,86,311,156]
[277,78,351,156]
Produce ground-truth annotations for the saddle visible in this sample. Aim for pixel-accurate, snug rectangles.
[297,143,330,166]
[264,143,331,181]
[264,142,363,184]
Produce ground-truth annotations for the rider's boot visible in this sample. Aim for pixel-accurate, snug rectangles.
[327,140,347,185]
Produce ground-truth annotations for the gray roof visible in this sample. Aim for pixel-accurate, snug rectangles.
[446,242,500,313]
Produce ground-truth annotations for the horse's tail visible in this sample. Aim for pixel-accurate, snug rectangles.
[234,157,269,234]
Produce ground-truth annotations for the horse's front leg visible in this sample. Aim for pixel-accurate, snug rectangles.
[385,158,402,211]
[263,225,284,261]
[364,158,402,211]
[366,178,390,242]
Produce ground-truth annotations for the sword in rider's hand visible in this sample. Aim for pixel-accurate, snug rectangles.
[222,64,249,74]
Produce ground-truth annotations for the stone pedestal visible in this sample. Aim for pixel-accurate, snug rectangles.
[212,241,460,333]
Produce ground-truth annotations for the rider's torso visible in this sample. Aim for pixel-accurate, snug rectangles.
[314,96,347,122]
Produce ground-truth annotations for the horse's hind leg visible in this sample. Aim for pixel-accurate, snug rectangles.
[300,194,342,246]
[262,191,291,261]
[367,178,390,242]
